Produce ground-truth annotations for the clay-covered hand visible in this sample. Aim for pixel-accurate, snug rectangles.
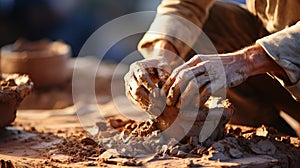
[162,51,253,110]
[124,40,179,116]
[124,57,171,112]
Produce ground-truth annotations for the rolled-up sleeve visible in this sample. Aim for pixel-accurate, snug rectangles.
[257,21,300,101]
[138,0,215,59]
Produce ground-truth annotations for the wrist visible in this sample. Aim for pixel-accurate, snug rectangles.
[243,44,285,77]
[152,40,179,62]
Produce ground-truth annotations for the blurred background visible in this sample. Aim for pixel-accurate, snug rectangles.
[0,0,245,62]
[0,0,162,62]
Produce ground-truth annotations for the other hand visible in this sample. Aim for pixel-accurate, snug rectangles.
[162,51,252,110]
[162,44,283,110]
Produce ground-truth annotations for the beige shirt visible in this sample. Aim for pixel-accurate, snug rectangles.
[138,0,300,101]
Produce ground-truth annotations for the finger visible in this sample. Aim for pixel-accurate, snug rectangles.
[148,87,164,109]
[166,69,195,106]
[195,70,211,108]
[124,70,132,86]
[126,84,162,117]
[197,85,211,108]
[158,60,172,76]
[125,72,150,107]
[124,71,134,97]
[126,89,149,110]
[157,69,169,88]
[129,87,150,107]
[176,79,198,109]
[168,63,207,107]
[161,65,188,95]
[127,91,164,117]
[176,77,211,109]
[157,66,171,88]
[177,74,210,109]
[196,54,214,62]
[131,62,157,92]
[161,56,202,94]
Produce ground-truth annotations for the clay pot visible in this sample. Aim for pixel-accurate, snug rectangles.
[0,74,33,128]
[1,39,71,88]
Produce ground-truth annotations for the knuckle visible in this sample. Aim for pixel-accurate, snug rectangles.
[195,54,202,59]
[130,61,144,71]
[135,61,143,68]
[191,55,202,62]
[172,66,182,76]
[135,60,143,65]
[124,72,131,81]
[129,62,138,70]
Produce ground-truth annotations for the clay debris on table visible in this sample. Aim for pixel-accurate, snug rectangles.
[88,117,299,167]
[50,136,105,163]
[94,97,235,158]
[208,126,300,167]
[39,117,299,167]
[1,118,299,168]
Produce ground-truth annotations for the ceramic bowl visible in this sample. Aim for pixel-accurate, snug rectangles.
[1,39,71,88]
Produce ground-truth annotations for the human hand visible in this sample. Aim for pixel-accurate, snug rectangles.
[124,40,178,116]
[162,51,253,110]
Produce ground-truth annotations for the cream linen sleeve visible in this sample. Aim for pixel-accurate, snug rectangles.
[138,0,215,59]
[257,21,300,101]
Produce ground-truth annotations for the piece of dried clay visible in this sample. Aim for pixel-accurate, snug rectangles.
[249,140,276,155]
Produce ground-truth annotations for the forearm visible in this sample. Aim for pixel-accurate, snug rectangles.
[244,44,287,78]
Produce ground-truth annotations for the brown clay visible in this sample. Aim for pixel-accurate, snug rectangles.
[154,98,234,143]
[0,74,33,127]
[122,119,157,137]
[52,136,105,163]
[104,117,300,167]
